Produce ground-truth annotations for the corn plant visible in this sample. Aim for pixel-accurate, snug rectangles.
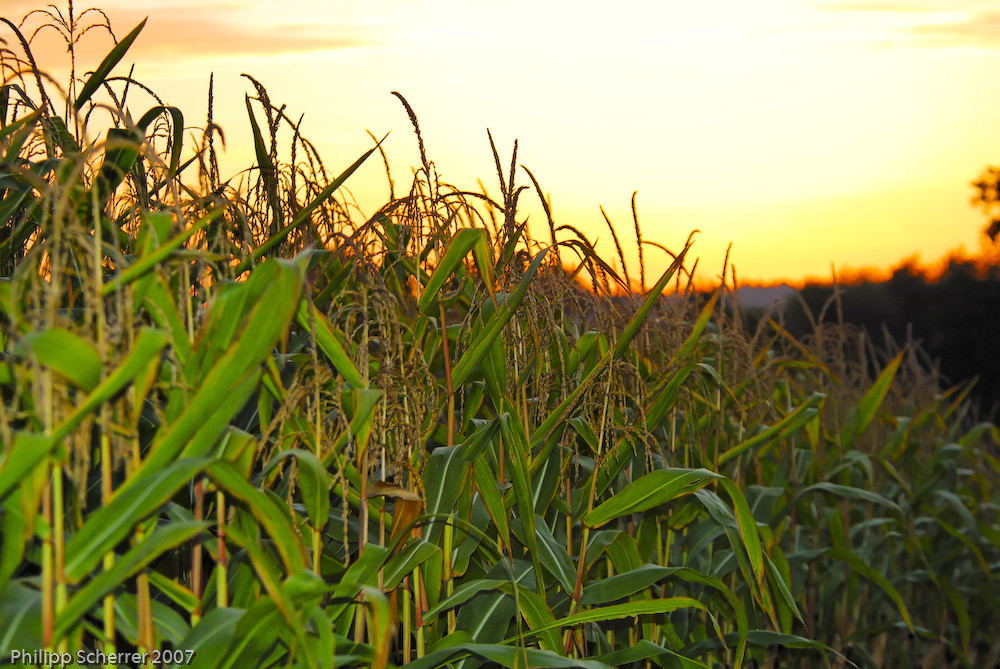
[1,5,998,669]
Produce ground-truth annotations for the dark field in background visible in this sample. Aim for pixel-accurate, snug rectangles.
[739,258,1000,420]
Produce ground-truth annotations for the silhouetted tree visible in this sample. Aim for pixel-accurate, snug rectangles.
[971,166,1000,242]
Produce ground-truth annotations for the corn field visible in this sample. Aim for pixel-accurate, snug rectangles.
[1,7,999,668]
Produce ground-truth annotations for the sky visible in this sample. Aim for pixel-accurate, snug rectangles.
[6,0,1000,285]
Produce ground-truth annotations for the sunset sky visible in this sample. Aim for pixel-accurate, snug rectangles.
[8,0,1000,285]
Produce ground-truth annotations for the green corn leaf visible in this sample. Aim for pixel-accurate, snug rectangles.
[451,248,549,388]
[219,526,314,665]
[520,597,706,640]
[74,19,146,111]
[0,580,43,653]
[49,327,169,444]
[103,208,225,296]
[584,468,720,529]
[183,372,260,459]
[216,427,258,479]
[323,388,382,479]
[135,272,191,366]
[245,95,281,229]
[135,209,172,250]
[595,641,709,669]
[671,285,720,365]
[644,363,698,431]
[0,280,12,326]
[262,448,329,531]
[43,116,81,155]
[841,352,903,449]
[207,461,308,575]
[359,585,392,669]
[169,608,243,669]
[763,551,803,630]
[455,416,502,461]
[686,629,838,663]
[324,546,391,625]
[137,105,184,175]
[800,482,902,515]
[719,392,825,465]
[569,416,600,453]
[129,260,302,489]
[695,487,777,626]
[496,219,528,270]
[454,561,532,644]
[499,583,560,652]
[472,227,497,301]
[130,369,259,492]
[532,515,576,595]
[577,564,739,608]
[0,493,27,591]
[931,491,991,574]
[108,593,191,648]
[827,546,913,633]
[473,456,510,551]
[54,521,208,640]
[423,445,470,543]
[565,331,602,378]
[0,433,53,503]
[577,562,748,664]
[579,564,674,605]
[558,236,630,293]
[602,531,643,574]
[147,571,200,615]
[217,596,289,669]
[938,576,971,652]
[718,478,765,589]
[744,630,833,650]
[418,228,485,315]
[184,281,251,371]
[0,108,42,161]
[381,539,439,590]
[479,308,507,405]
[63,458,208,582]
[304,607,335,669]
[295,298,364,388]
[96,127,140,203]
[403,643,613,669]
[0,187,40,269]
[422,579,508,622]
[499,413,545,595]
[593,431,645,498]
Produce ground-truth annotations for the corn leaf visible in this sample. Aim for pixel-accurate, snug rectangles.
[73,19,146,111]
[584,468,720,529]
[841,352,903,449]
[418,228,485,315]
[54,521,208,640]
[63,459,207,582]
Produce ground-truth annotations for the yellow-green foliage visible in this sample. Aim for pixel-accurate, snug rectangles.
[1,8,998,668]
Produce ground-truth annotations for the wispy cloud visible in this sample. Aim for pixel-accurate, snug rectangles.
[821,0,994,12]
[1,3,376,62]
[906,10,1000,46]
[821,0,1000,48]
[124,10,372,59]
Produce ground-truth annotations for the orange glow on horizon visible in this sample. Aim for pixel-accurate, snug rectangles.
[8,0,1000,286]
